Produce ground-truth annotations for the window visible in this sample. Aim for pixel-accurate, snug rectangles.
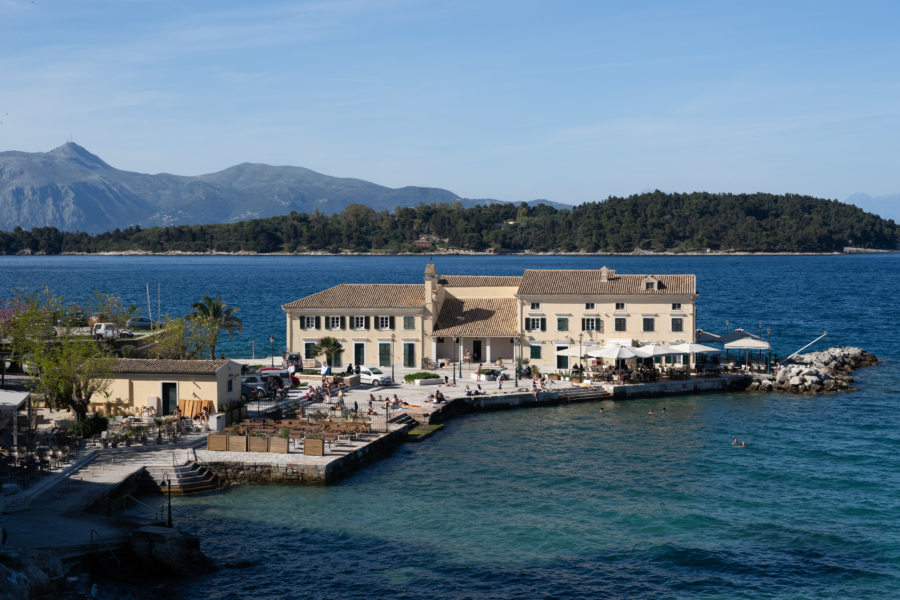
[530,344,542,360]
[329,316,342,330]
[403,315,415,330]
[614,317,627,332]
[585,302,595,311]
[672,303,682,311]
[615,302,626,311]
[556,348,569,370]
[645,282,655,290]
[671,317,683,332]
[643,317,655,332]
[557,317,569,332]
[227,378,233,393]
[378,342,391,367]
[352,316,366,330]
[304,342,317,359]
[303,316,317,329]
[530,302,541,310]
[377,316,391,330]
[526,317,546,332]
[581,317,597,331]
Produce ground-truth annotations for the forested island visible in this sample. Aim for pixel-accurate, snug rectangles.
[1,192,897,255]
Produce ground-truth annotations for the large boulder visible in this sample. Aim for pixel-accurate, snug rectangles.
[127,526,216,576]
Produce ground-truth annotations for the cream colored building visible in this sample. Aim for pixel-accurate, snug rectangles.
[282,265,697,372]
[90,358,242,416]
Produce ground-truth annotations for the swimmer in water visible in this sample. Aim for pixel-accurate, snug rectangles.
[648,409,654,415]
[732,437,738,445]
[741,441,747,448]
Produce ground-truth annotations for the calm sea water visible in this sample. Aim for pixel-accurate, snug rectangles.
[1,254,898,599]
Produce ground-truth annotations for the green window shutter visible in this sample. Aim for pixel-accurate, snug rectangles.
[389,316,395,330]
[315,316,320,329]
[540,318,546,332]
[299,316,305,330]
[365,316,370,329]
[581,318,586,331]
[340,316,346,329]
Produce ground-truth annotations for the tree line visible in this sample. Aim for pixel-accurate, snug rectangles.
[0,192,896,254]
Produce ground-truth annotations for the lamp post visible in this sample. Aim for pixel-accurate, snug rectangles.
[513,337,518,387]
[579,333,583,368]
[269,335,275,367]
[458,338,463,379]
[452,338,457,385]
[390,333,395,382]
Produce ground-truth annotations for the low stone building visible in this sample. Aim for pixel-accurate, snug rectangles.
[282,265,698,373]
[90,358,241,416]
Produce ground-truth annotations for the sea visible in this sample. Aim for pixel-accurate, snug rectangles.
[0,254,898,599]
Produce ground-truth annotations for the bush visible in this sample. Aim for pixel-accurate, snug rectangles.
[403,371,441,384]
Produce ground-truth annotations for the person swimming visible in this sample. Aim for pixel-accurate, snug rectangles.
[648,409,654,415]
[732,437,739,445]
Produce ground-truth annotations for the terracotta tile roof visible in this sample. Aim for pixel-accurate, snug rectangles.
[112,359,229,376]
[282,284,425,310]
[439,275,522,287]
[518,270,696,296]
[432,297,519,337]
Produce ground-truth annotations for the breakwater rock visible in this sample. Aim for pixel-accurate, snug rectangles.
[749,346,878,394]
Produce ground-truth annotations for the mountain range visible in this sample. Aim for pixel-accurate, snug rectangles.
[0,143,569,233]
[0,143,894,233]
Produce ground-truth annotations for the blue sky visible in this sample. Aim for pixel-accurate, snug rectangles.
[1,0,898,206]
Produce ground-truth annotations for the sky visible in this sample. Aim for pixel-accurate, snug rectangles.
[1,0,898,206]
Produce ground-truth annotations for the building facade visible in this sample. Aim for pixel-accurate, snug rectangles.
[90,358,242,416]
[282,265,697,372]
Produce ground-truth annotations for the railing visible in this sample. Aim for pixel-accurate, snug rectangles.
[90,529,121,567]
[191,447,222,491]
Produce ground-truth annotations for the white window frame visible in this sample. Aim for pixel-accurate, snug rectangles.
[328,316,341,330]
[584,302,595,311]
[615,302,626,311]
[643,317,655,332]
[671,317,684,333]
[671,302,682,311]
[530,302,541,310]
[352,316,366,330]
[403,315,415,330]
[557,317,569,332]
[614,317,627,332]
[304,316,316,329]
[583,318,597,331]
[377,316,390,330]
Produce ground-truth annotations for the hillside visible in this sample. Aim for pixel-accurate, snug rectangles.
[0,192,895,255]
[0,142,476,233]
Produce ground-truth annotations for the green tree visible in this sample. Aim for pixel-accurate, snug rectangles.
[313,336,343,367]
[187,296,243,359]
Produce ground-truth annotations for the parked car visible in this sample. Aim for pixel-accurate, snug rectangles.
[241,375,269,394]
[241,383,264,401]
[91,322,133,340]
[126,316,155,330]
[259,367,298,386]
[358,366,392,386]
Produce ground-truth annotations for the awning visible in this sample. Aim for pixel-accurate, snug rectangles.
[0,390,29,410]
[669,342,722,354]
[633,343,677,358]
[724,338,771,350]
[587,344,640,360]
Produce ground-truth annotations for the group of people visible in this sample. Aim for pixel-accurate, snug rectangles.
[427,390,448,403]
[463,384,486,396]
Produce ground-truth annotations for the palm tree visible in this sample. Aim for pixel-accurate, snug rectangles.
[313,336,343,367]
[188,296,243,360]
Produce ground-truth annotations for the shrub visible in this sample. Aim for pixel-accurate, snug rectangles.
[73,414,109,438]
[279,428,290,439]
[403,371,440,384]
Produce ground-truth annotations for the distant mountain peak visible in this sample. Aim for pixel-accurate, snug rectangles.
[47,141,109,168]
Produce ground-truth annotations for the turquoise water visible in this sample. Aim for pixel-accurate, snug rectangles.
[1,254,898,598]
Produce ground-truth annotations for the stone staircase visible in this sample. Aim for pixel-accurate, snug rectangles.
[144,461,220,496]
[388,413,419,428]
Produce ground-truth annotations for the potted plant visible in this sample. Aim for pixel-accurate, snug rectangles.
[228,425,247,452]
[269,428,290,454]
[303,435,325,456]
[248,432,268,453]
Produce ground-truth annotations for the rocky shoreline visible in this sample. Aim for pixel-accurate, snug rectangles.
[748,346,878,394]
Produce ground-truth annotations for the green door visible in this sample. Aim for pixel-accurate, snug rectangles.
[403,343,415,368]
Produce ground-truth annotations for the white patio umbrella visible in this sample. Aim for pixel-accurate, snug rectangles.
[669,342,722,354]
[633,343,677,358]
[587,344,640,360]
